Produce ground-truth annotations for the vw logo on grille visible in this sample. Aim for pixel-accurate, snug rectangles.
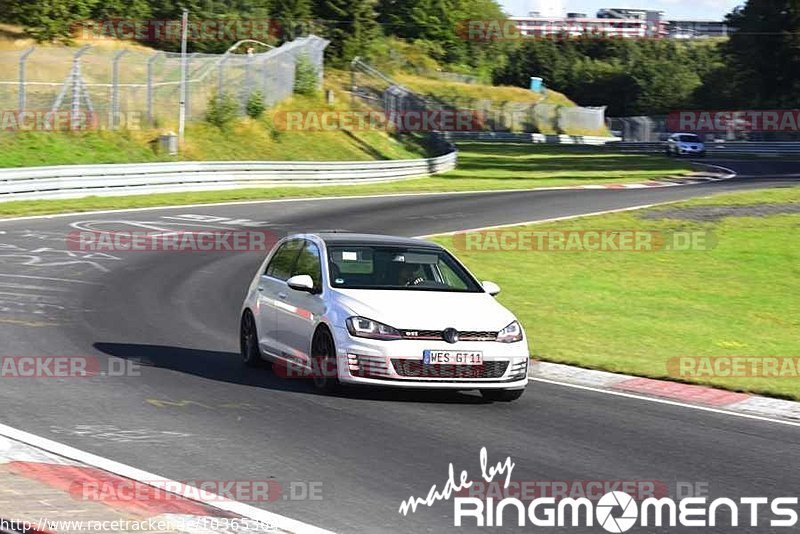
[442,328,459,344]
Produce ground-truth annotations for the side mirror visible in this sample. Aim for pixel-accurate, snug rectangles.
[482,281,501,296]
[287,274,315,293]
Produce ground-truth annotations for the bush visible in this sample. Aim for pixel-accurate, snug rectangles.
[245,91,266,119]
[294,55,319,96]
[205,92,239,129]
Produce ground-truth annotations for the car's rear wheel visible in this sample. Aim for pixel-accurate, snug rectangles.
[481,388,525,402]
[311,327,339,393]
[240,311,263,368]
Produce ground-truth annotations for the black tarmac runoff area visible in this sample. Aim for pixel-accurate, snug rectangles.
[0,159,798,533]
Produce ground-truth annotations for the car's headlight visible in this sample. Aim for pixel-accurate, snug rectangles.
[346,316,403,340]
[497,320,523,343]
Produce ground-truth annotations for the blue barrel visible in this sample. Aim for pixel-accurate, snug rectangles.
[530,77,544,93]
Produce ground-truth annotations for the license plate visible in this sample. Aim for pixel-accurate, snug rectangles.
[423,350,483,365]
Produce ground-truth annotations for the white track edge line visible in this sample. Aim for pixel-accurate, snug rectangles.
[528,377,800,428]
[415,200,691,238]
[0,422,335,534]
[414,164,737,238]
[0,166,730,225]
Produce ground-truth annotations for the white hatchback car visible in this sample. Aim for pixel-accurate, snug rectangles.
[666,133,706,157]
[240,233,530,401]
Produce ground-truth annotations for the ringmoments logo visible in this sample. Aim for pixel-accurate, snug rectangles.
[399,447,800,530]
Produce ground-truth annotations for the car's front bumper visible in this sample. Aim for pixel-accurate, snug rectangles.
[332,326,530,390]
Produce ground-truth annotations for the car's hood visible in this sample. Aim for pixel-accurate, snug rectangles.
[333,289,517,330]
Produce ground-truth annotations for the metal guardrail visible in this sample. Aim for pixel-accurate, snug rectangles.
[608,141,800,156]
[0,150,457,201]
[442,132,800,155]
[439,132,621,145]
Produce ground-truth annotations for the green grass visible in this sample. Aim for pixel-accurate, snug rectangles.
[432,186,800,400]
[446,143,691,185]
[0,142,691,218]
[0,99,427,169]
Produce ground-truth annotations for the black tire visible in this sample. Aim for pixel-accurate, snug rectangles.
[311,327,339,393]
[481,388,525,402]
[240,311,263,368]
[665,147,672,157]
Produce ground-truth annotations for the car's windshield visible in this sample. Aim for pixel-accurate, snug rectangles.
[327,245,483,292]
[678,134,701,142]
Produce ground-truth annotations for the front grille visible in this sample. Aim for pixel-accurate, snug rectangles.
[391,359,509,379]
[401,330,499,342]
[459,331,498,341]
[401,330,442,340]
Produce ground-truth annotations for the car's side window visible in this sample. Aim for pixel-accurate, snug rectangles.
[291,241,323,292]
[265,240,304,281]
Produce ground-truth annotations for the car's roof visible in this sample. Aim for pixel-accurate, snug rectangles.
[311,233,443,249]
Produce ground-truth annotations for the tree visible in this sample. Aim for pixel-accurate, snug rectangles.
[270,0,312,42]
[144,0,271,53]
[91,0,152,19]
[722,0,800,107]
[4,0,99,42]
[313,0,378,64]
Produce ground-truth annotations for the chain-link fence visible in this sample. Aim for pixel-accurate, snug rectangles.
[351,58,606,135]
[607,115,800,142]
[606,116,667,142]
[0,35,328,130]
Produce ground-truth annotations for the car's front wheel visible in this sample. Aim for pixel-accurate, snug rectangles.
[481,388,525,402]
[311,327,339,393]
[240,311,263,368]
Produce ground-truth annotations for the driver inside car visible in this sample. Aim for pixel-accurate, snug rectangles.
[397,263,425,286]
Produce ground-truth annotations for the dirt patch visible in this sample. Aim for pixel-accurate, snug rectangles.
[641,203,800,222]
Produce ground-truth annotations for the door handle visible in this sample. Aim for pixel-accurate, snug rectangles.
[278,292,288,300]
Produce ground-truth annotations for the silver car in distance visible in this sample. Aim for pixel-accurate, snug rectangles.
[240,233,530,402]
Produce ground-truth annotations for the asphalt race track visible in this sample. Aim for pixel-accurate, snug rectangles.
[0,159,798,533]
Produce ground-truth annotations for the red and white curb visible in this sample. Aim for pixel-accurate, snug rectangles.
[563,165,736,190]
[513,163,736,192]
[529,361,800,425]
[0,427,334,534]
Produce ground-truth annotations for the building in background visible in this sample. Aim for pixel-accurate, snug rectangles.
[510,6,731,40]
[666,19,732,38]
[511,9,663,39]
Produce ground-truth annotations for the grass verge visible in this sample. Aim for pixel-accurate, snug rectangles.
[0,143,692,218]
[432,186,800,400]
[0,95,428,168]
